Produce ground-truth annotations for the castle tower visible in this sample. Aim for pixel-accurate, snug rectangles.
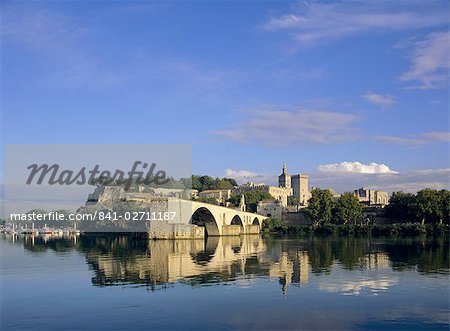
[291,174,310,206]
[278,163,291,189]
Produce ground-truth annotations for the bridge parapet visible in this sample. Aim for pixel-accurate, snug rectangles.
[148,198,267,238]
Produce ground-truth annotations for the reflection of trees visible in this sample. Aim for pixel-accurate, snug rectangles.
[306,238,334,274]
[333,238,366,270]
[13,233,449,290]
[382,237,449,274]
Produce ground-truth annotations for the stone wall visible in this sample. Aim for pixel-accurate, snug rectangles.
[245,225,260,234]
[148,220,205,239]
[222,225,242,236]
[282,211,313,225]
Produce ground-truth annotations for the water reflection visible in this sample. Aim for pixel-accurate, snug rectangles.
[2,233,448,294]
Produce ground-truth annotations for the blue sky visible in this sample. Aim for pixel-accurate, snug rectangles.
[1,0,449,193]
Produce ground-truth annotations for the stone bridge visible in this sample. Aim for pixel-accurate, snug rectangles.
[148,198,268,238]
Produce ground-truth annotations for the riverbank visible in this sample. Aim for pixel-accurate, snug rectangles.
[263,220,449,236]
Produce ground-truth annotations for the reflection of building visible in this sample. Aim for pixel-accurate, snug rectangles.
[362,252,391,271]
[257,199,282,219]
[354,187,389,207]
[198,189,232,205]
[269,251,309,286]
[269,250,309,296]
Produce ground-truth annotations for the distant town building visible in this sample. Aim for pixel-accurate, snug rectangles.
[291,174,310,206]
[232,164,310,208]
[233,182,293,207]
[257,199,282,219]
[278,163,291,189]
[198,189,232,205]
[322,188,341,200]
[354,187,389,207]
[278,163,310,206]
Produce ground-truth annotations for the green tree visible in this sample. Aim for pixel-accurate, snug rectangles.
[333,192,363,225]
[216,179,234,190]
[221,177,238,187]
[415,189,442,224]
[191,175,238,192]
[438,190,450,224]
[287,196,299,206]
[305,188,334,224]
[385,191,416,222]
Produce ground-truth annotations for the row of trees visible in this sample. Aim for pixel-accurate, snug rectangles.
[305,189,362,225]
[385,189,449,224]
[305,188,450,225]
[191,175,238,192]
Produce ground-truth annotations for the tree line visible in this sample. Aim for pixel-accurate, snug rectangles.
[304,188,450,225]
[385,189,449,224]
[191,175,238,192]
[305,189,362,225]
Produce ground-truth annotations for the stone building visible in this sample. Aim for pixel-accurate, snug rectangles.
[354,187,389,207]
[291,174,310,206]
[233,182,292,207]
[278,163,291,188]
[232,164,310,208]
[198,189,232,205]
[278,163,310,206]
[257,199,282,219]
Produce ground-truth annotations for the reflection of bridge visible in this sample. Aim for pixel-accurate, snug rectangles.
[150,199,268,238]
[84,236,268,286]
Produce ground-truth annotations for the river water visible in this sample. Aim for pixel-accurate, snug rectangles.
[1,234,449,330]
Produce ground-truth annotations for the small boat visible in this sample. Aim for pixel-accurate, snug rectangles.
[40,224,55,235]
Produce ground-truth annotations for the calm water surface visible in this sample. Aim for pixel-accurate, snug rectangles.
[1,234,449,330]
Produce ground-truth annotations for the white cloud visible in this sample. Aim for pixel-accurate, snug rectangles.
[213,109,361,146]
[319,277,398,296]
[224,169,276,185]
[262,2,448,46]
[317,161,398,174]
[374,131,450,146]
[399,31,450,89]
[419,131,450,142]
[364,92,397,108]
[1,8,86,51]
[225,169,259,180]
[373,135,426,146]
[264,14,301,30]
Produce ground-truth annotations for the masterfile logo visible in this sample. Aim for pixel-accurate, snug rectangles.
[3,144,192,230]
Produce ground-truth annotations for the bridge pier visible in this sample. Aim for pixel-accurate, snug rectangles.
[245,225,260,235]
[148,220,205,239]
[222,225,242,236]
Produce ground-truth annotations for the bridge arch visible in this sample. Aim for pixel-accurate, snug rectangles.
[230,215,244,234]
[190,207,220,236]
[252,217,260,227]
